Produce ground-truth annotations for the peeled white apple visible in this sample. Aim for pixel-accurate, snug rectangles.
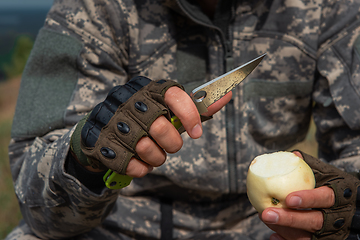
[246,151,315,213]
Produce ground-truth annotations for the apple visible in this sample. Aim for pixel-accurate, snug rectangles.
[246,151,315,213]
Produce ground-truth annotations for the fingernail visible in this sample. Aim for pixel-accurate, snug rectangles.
[191,124,202,138]
[148,166,154,173]
[288,196,302,207]
[263,210,279,224]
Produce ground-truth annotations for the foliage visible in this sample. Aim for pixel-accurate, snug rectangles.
[0,119,22,239]
[2,35,33,79]
[0,77,22,238]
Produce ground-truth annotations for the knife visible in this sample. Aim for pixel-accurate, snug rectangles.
[104,53,266,189]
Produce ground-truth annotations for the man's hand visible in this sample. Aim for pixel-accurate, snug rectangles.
[261,186,335,240]
[126,86,232,177]
[75,77,232,178]
[260,150,360,240]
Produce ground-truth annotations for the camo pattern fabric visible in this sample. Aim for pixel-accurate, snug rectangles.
[6,0,360,239]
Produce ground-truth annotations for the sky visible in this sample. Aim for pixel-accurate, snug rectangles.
[0,0,53,9]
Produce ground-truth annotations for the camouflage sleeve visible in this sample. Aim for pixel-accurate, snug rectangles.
[313,0,360,168]
[9,0,132,238]
[9,128,120,239]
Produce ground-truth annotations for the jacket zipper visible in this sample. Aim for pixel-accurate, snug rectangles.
[175,0,238,194]
[224,28,238,194]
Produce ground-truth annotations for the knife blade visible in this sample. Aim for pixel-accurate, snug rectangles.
[171,53,266,129]
[104,53,266,189]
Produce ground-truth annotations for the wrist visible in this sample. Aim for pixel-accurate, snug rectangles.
[69,149,104,173]
[66,151,107,194]
[70,113,92,166]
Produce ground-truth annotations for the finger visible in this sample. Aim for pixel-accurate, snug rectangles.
[269,233,286,240]
[202,91,233,117]
[164,86,202,139]
[292,151,303,159]
[149,115,183,153]
[126,157,153,178]
[267,226,311,240]
[260,213,313,239]
[136,135,167,166]
[286,186,335,209]
[269,233,287,240]
[261,208,324,233]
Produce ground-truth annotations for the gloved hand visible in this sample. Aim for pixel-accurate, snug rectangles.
[70,76,184,174]
[297,150,360,239]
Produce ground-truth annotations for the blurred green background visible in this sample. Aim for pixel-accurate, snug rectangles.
[0,70,22,238]
[0,1,318,238]
[0,28,35,240]
[0,1,52,238]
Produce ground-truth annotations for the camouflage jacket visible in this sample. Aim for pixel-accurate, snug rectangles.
[8,0,360,239]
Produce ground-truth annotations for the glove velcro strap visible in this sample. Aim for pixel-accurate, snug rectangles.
[295,150,360,240]
[70,113,90,166]
[81,79,183,174]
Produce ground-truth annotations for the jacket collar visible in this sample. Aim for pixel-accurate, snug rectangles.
[164,0,212,26]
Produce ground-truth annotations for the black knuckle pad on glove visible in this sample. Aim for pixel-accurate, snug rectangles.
[296,150,360,239]
[80,76,183,174]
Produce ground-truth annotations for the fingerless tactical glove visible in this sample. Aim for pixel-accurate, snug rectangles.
[71,76,183,174]
[297,150,360,240]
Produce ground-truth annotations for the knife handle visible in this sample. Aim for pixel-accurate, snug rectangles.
[103,170,133,189]
[170,115,183,130]
[103,115,182,189]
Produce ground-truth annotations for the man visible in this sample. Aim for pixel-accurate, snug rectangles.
[5,0,360,239]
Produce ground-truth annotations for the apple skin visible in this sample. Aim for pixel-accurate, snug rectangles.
[246,151,316,213]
